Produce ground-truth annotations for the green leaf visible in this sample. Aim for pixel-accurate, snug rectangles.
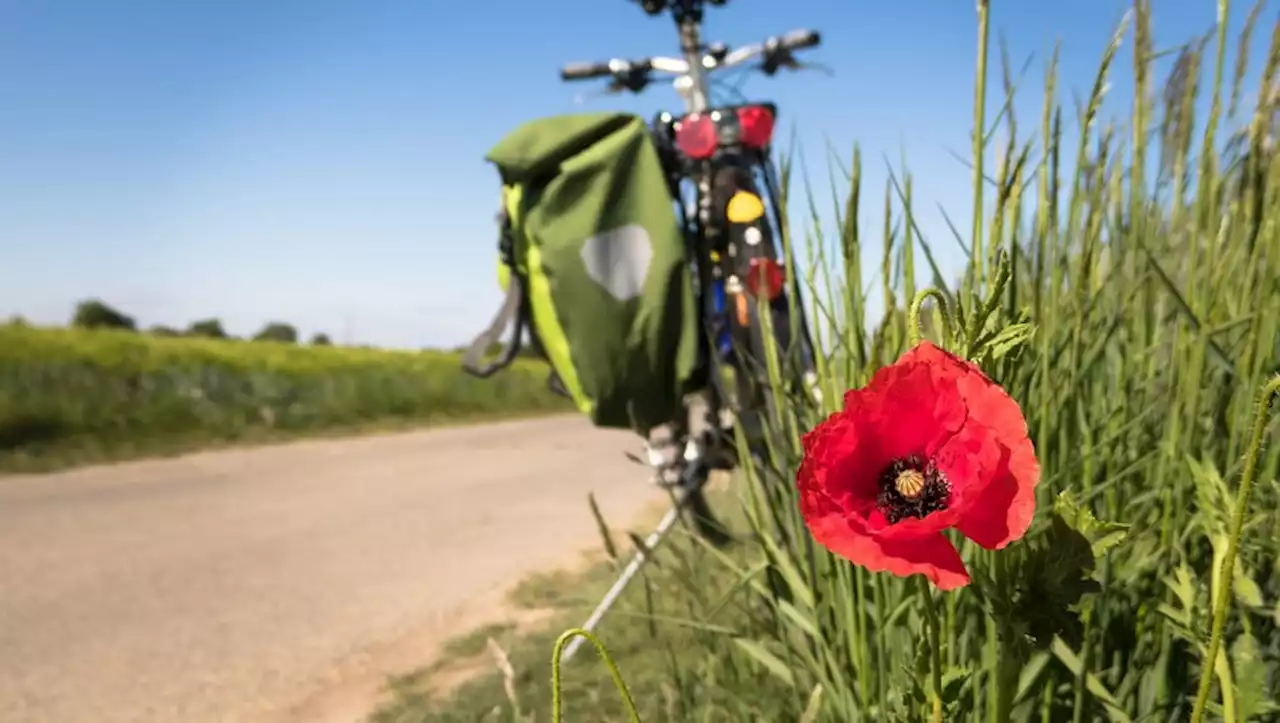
[626,531,658,567]
[973,321,1036,363]
[1053,490,1130,557]
[940,668,970,704]
[1210,533,1230,611]
[1138,243,1238,378]
[1231,631,1278,721]
[1232,565,1265,610]
[886,594,917,628]
[776,599,821,640]
[1166,564,1201,618]
[1051,638,1133,723]
[755,528,816,610]
[732,638,796,687]
[1186,456,1232,536]
[1004,512,1105,649]
[909,634,930,703]
[1214,640,1238,723]
[1014,652,1052,704]
[586,492,619,562]
[797,684,824,723]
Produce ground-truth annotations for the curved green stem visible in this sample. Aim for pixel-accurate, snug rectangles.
[551,627,642,723]
[908,287,956,350]
[918,577,945,723]
[1189,375,1280,722]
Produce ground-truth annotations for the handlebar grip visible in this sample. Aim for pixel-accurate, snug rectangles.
[779,29,821,51]
[560,61,613,81]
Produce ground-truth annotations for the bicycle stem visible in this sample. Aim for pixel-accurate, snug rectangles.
[677,18,711,113]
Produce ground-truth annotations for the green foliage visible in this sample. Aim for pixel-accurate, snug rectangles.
[71,299,135,331]
[186,318,229,339]
[310,332,333,346]
[697,4,1280,720]
[252,321,298,344]
[410,3,1280,722]
[0,324,571,471]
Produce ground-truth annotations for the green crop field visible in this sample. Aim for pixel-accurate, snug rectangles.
[378,3,1280,722]
[0,323,571,473]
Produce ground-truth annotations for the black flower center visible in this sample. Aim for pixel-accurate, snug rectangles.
[876,455,951,524]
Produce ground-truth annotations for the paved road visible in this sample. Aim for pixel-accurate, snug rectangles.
[0,416,665,723]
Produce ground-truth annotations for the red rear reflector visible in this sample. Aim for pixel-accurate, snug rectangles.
[744,258,786,301]
[675,113,718,159]
[737,105,775,149]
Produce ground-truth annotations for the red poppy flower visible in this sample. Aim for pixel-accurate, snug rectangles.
[796,341,1039,590]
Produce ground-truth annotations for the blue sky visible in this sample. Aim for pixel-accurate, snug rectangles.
[0,0,1264,348]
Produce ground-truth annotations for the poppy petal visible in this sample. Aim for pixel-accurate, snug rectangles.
[955,438,1039,548]
[847,342,968,462]
[930,410,1003,513]
[800,486,971,590]
[946,354,1040,548]
[799,409,883,512]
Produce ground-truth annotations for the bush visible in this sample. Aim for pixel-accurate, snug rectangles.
[186,318,229,339]
[0,325,571,466]
[253,322,298,344]
[71,299,135,331]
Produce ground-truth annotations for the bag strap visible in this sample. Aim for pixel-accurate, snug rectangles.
[462,201,528,378]
[461,275,527,378]
[546,369,571,398]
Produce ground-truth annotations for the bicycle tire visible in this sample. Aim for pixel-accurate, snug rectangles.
[710,164,814,463]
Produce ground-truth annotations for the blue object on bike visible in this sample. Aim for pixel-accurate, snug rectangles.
[711,278,732,355]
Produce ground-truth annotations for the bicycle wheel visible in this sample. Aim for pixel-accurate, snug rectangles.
[710,163,816,461]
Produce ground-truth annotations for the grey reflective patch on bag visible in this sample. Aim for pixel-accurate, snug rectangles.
[579,223,653,302]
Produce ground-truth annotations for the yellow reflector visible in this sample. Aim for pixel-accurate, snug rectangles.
[726,191,765,224]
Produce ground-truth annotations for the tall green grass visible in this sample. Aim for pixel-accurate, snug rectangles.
[692,1,1280,720]
[370,1,1280,720]
[0,324,571,472]
[532,1,1280,721]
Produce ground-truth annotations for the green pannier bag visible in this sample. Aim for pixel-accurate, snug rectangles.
[462,112,700,437]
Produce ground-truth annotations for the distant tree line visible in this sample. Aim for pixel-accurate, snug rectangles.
[52,298,335,346]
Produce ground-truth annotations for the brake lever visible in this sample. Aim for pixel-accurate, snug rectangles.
[790,60,835,77]
[573,80,627,106]
[760,51,833,78]
[759,49,796,76]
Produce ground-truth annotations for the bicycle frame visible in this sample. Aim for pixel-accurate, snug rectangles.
[554,0,823,479]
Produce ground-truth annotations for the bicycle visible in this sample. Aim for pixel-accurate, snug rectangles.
[559,0,826,539]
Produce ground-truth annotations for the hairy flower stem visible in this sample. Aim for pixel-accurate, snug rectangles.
[551,628,641,723]
[990,553,1018,723]
[908,287,956,350]
[917,577,946,723]
[1189,376,1280,722]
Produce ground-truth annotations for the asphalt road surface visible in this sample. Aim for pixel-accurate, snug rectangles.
[0,416,666,723]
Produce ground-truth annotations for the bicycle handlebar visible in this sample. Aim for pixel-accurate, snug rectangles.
[561,60,624,81]
[777,28,820,51]
[559,28,820,82]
